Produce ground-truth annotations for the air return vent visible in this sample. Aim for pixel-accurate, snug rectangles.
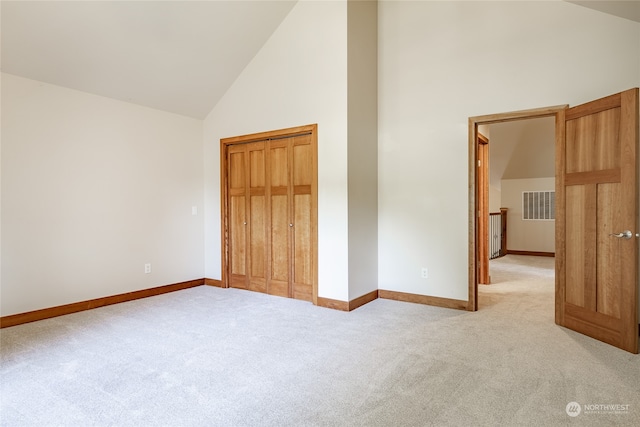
[522,191,555,220]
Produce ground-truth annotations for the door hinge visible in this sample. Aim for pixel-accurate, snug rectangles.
[478,160,481,167]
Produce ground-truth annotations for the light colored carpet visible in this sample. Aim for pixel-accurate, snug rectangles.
[1,255,639,426]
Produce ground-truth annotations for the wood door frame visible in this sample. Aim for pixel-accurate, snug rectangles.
[220,124,319,304]
[477,132,490,285]
[468,105,568,311]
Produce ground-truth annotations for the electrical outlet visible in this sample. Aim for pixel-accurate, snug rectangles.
[421,268,428,279]
[145,263,151,274]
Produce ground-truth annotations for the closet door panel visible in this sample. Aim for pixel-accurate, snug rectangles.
[249,196,266,293]
[270,194,289,296]
[229,150,246,188]
[269,140,290,297]
[228,147,248,289]
[293,193,312,301]
[293,138,312,186]
[270,194,289,281]
[248,143,267,293]
[230,196,246,277]
[270,145,288,187]
[291,135,314,301]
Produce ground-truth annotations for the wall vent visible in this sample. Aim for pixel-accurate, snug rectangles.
[522,191,555,220]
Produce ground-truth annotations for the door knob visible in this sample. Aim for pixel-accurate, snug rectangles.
[289,223,293,227]
[609,230,633,239]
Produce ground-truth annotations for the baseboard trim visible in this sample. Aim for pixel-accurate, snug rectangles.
[378,289,468,311]
[317,289,468,312]
[0,279,205,329]
[317,290,379,312]
[349,290,379,311]
[204,278,224,288]
[2,281,473,327]
[317,297,349,311]
[506,250,555,257]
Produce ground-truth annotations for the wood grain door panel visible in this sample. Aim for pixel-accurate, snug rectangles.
[596,183,623,318]
[291,135,314,301]
[228,147,248,289]
[293,193,313,301]
[269,139,291,297]
[270,194,290,297]
[564,185,588,308]
[557,88,639,353]
[248,142,267,294]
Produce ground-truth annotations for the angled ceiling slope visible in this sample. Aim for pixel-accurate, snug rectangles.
[3,1,637,119]
[1,1,296,119]
[565,0,640,23]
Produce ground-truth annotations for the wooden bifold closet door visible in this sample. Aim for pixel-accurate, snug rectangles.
[222,125,317,303]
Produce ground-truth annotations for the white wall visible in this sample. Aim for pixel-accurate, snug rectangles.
[501,178,555,253]
[489,185,502,213]
[347,0,378,300]
[203,1,350,301]
[1,73,204,316]
[378,0,639,301]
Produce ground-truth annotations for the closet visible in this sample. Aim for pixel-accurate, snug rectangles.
[221,124,317,303]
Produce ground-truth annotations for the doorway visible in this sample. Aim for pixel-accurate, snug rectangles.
[469,89,639,354]
[468,105,567,312]
[477,117,557,288]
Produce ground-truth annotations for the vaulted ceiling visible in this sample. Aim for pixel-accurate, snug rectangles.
[1,1,637,120]
[488,117,556,188]
[1,1,296,119]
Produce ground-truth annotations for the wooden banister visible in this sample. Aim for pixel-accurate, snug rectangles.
[500,208,508,257]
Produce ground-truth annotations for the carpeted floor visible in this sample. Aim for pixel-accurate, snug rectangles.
[1,255,638,426]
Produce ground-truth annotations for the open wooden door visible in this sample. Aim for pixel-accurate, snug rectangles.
[556,88,639,353]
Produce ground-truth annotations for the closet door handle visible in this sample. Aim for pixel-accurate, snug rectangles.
[289,223,293,227]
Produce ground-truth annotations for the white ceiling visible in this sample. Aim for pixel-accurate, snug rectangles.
[1,1,637,120]
[1,1,296,119]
